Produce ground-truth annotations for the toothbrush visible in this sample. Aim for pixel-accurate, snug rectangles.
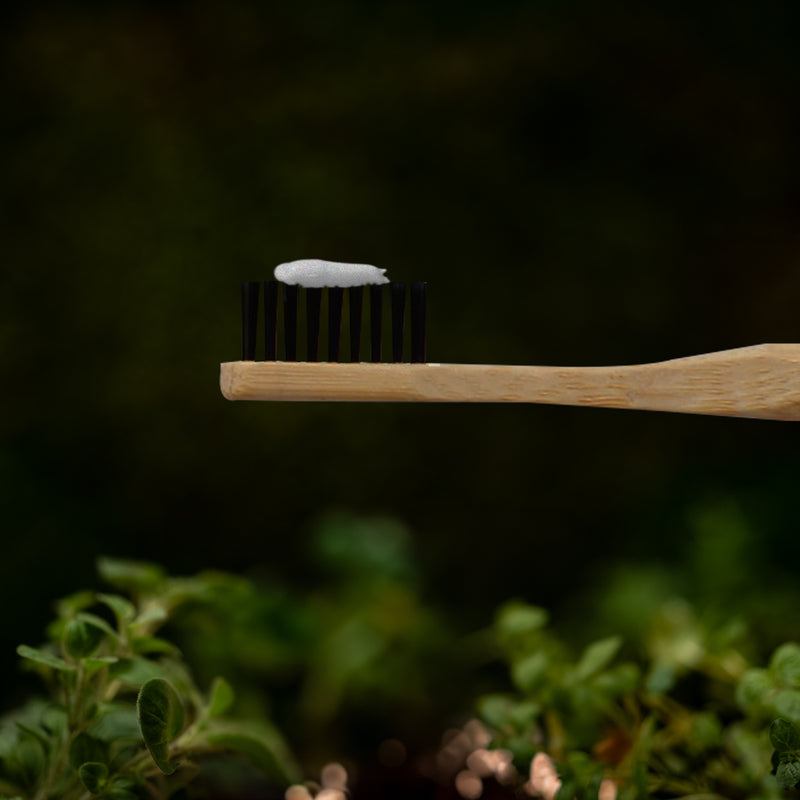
[221,279,800,421]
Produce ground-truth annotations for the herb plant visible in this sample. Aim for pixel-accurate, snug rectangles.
[440,600,794,800]
[0,557,295,800]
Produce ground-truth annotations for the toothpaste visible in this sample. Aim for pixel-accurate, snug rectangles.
[274,259,390,288]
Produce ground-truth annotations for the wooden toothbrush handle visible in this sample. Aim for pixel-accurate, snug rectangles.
[220,343,800,420]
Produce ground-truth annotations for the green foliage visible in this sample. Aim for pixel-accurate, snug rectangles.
[64,618,104,659]
[207,677,234,718]
[78,762,108,794]
[168,513,460,762]
[771,718,800,752]
[770,719,800,789]
[4,532,799,800]
[16,645,75,672]
[0,558,297,800]
[473,600,793,800]
[137,678,184,774]
[203,727,289,784]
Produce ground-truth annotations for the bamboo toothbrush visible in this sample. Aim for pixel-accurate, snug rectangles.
[221,279,800,421]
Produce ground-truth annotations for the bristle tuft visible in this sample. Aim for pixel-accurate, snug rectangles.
[241,279,425,364]
[370,285,383,363]
[349,287,363,362]
[242,281,260,360]
[410,282,427,363]
[391,282,406,363]
[283,284,298,361]
[264,280,278,361]
[328,287,344,362]
[307,288,322,362]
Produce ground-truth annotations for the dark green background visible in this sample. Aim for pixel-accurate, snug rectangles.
[2,0,800,711]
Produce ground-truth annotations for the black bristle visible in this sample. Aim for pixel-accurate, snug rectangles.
[242,281,260,360]
[283,284,298,361]
[328,287,344,362]
[410,281,427,363]
[307,287,322,362]
[349,286,363,362]
[391,282,406,363]
[370,285,383,362]
[264,280,278,361]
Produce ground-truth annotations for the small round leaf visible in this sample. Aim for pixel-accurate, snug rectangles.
[770,718,800,752]
[69,733,106,769]
[79,762,108,794]
[204,731,287,783]
[496,603,548,636]
[65,619,104,659]
[776,690,800,724]
[97,593,136,623]
[208,677,235,718]
[97,557,164,593]
[776,756,800,789]
[137,678,184,774]
[511,652,549,691]
[771,643,800,684]
[736,668,774,710]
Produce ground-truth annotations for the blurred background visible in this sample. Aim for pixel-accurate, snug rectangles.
[2,0,800,788]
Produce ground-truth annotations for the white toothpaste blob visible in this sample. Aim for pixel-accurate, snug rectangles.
[274,259,390,288]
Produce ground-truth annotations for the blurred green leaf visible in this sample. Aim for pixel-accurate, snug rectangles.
[14,724,48,755]
[505,734,536,763]
[76,612,120,643]
[736,668,774,710]
[476,694,515,728]
[109,657,164,686]
[97,557,164,594]
[16,645,75,672]
[131,604,168,628]
[687,712,722,752]
[511,652,549,692]
[91,709,141,743]
[69,732,107,769]
[208,676,234,718]
[776,755,800,789]
[84,656,119,675]
[203,728,291,784]
[592,663,639,696]
[56,591,96,620]
[131,636,178,656]
[646,661,676,695]
[137,678,184,774]
[771,643,800,684]
[776,690,800,724]
[496,603,548,637]
[78,762,108,794]
[96,594,136,624]
[3,738,45,788]
[770,718,800,752]
[64,618,104,659]
[554,779,576,800]
[571,636,622,683]
[509,700,540,729]
[313,514,415,582]
[107,778,137,800]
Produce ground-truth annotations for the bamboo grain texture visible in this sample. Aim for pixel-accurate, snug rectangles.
[220,343,800,420]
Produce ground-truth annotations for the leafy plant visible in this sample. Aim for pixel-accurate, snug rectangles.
[770,719,800,789]
[446,600,791,800]
[0,557,296,800]
[167,513,462,763]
